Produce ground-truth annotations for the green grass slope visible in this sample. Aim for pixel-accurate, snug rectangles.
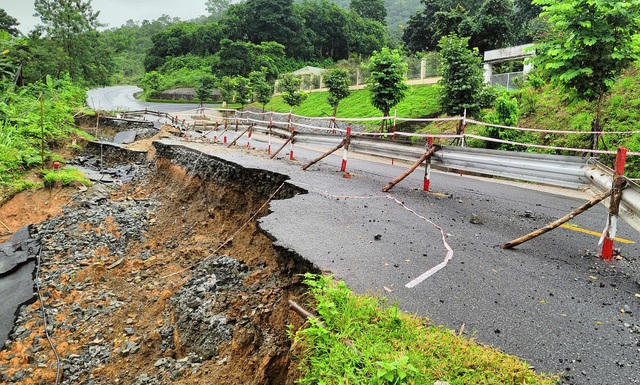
[261,85,441,119]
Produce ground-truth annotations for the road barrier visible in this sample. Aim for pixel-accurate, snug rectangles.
[118,107,640,237]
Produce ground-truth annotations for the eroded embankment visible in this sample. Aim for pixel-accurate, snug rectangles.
[0,142,318,385]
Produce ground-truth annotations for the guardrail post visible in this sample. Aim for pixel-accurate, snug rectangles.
[268,116,273,155]
[424,137,434,191]
[601,147,627,260]
[247,123,253,149]
[382,146,439,192]
[289,125,295,160]
[341,126,352,172]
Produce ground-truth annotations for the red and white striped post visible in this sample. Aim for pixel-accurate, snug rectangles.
[247,124,253,150]
[289,125,295,161]
[341,126,351,172]
[268,121,273,155]
[601,147,627,260]
[423,137,434,191]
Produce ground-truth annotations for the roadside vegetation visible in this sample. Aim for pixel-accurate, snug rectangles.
[293,274,556,385]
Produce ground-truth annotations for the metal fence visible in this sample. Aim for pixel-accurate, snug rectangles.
[490,71,525,90]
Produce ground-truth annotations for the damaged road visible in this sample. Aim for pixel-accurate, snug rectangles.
[1,112,639,384]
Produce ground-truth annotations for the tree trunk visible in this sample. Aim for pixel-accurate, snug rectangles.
[591,93,605,154]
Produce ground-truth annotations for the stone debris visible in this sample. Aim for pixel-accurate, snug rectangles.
[171,256,249,360]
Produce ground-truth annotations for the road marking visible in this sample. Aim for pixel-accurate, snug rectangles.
[560,224,635,244]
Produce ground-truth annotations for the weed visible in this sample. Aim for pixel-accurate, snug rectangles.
[42,167,91,188]
[292,274,556,385]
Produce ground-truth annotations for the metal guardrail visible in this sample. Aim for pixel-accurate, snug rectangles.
[585,162,640,233]
[254,126,592,190]
[432,146,591,189]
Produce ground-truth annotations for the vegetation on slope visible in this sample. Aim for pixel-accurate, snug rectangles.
[263,86,440,119]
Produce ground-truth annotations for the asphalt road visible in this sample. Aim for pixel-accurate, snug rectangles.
[9,86,632,384]
[86,85,217,112]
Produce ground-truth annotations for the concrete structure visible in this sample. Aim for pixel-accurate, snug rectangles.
[482,44,535,85]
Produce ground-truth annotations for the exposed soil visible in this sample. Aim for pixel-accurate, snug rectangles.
[0,127,315,384]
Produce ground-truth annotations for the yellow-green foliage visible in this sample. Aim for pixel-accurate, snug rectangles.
[42,167,91,187]
[293,274,556,385]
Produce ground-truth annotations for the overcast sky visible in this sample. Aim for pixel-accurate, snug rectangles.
[1,0,209,33]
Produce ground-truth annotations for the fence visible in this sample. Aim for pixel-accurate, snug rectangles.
[490,71,524,90]
[118,107,640,237]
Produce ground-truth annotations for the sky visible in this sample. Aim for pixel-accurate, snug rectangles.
[1,0,209,34]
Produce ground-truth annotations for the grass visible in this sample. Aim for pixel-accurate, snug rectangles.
[261,86,441,120]
[292,274,556,385]
[42,167,91,188]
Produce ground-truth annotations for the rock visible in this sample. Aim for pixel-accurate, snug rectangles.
[170,256,248,360]
[124,328,135,336]
[470,215,483,225]
[155,358,169,367]
[374,234,382,240]
[434,381,451,385]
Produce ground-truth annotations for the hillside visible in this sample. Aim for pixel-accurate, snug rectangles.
[261,64,640,177]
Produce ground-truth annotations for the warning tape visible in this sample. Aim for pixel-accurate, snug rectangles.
[465,119,640,135]
[465,134,640,156]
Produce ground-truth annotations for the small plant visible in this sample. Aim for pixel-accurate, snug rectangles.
[375,356,418,385]
[42,167,91,187]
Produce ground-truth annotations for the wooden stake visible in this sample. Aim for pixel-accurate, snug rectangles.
[0,219,11,232]
[382,146,438,192]
[301,138,345,171]
[270,131,296,159]
[501,189,612,249]
[227,124,252,147]
[288,299,324,328]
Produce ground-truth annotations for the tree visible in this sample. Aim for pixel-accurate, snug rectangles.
[0,9,20,37]
[194,74,217,107]
[277,73,307,111]
[218,75,235,107]
[211,39,284,80]
[249,70,274,112]
[365,47,409,131]
[32,0,112,84]
[298,0,350,61]
[232,76,252,110]
[471,0,513,53]
[350,0,387,24]
[402,0,478,52]
[144,22,222,71]
[532,0,640,151]
[437,34,484,121]
[323,68,350,116]
[222,0,309,58]
[206,0,231,21]
[138,70,164,96]
[512,0,543,44]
